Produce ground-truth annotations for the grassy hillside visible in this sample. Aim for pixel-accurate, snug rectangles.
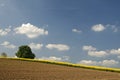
[0,58,120,80]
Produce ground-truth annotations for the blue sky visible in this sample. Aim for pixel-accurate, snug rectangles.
[0,0,120,67]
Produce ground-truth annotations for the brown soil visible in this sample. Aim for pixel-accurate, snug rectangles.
[0,58,120,80]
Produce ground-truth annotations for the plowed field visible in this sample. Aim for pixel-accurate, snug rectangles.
[0,58,120,80]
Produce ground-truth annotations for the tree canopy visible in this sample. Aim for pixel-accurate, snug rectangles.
[16,45,35,59]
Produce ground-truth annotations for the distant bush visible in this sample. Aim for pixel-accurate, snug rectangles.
[15,45,35,59]
[0,52,7,58]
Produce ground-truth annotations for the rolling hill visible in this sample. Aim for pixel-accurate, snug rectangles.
[0,58,120,80]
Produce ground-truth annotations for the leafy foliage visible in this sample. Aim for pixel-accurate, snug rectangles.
[16,45,35,59]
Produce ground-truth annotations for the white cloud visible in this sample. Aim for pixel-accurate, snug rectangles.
[14,23,48,38]
[0,41,16,49]
[100,60,119,67]
[110,48,120,55]
[78,60,98,65]
[82,45,96,51]
[77,59,119,67]
[91,24,119,33]
[29,43,43,50]
[39,56,62,61]
[91,24,106,32]
[46,44,70,51]
[88,51,108,57]
[38,56,70,61]
[0,27,11,36]
[83,45,108,57]
[83,45,120,57]
[72,29,82,33]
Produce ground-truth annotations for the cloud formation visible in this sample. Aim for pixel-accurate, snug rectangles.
[88,51,108,57]
[38,56,70,61]
[91,24,106,32]
[83,45,120,58]
[101,60,119,67]
[83,45,96,51]
[110,48,120,55]
[0,27,11,36]
[78,60,97,65]
[83,45,108,57]
[14,23,48,38]
[46,44,70,51]
[72,29,82,33]
[78,59,119,67]
[29,43,43,50]
[91,24,119,33]
[39,56,62,61]
[0,41,16,49]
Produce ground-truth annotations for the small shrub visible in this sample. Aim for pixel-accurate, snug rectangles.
[0,52,7,58]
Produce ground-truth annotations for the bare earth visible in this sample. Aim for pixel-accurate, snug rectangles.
[0,58,120,80]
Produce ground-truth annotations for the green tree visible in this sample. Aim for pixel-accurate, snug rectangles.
[0,52,7,58]
[15,45,35,59]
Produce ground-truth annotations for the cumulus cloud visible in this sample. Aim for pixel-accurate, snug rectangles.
[88,51,108,57]
[83,45,120,57]
[38,56,70,61]
[14,23,48,38]
[46,44,70,51]
[72,29,82,33]
[101,60,119,67]
[91,24,106,32]
[0,27,11,36]
[91,24,119,33]
[82,45,96,51]
[39,56,62,61]
[29,43,43,50]
[77,59,119,67]
[78,60,98,65]
[0,41,16,49]
[110,48,120,55]
[82,45,108,57]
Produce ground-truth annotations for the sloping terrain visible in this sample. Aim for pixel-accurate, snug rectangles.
[0,58,120,80]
